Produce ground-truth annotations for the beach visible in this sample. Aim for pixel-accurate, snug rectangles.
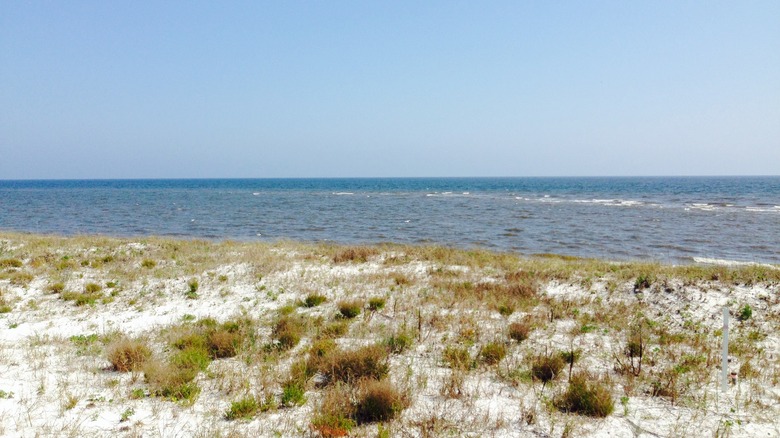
[0,233,778,437]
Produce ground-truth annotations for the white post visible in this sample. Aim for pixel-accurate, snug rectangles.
[722,307,729,392]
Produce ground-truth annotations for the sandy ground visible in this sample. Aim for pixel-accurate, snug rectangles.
[0,236,779,437]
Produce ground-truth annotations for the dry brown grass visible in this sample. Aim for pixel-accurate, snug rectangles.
[107,338,152,372]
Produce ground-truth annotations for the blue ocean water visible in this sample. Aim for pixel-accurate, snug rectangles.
[1,177,778,264]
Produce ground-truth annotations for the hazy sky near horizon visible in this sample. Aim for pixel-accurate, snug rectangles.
[1,1,778,179]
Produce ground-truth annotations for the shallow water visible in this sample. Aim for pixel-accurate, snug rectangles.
[1,177,778,264]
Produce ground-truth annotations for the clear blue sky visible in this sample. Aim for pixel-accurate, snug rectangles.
[1,1,778,178]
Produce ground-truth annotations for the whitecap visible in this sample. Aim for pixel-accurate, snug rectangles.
[693,257,779,269]
[333,192,354,195]
[252,192,260,196]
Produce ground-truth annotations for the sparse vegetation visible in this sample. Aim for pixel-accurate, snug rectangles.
[0,233,778,436]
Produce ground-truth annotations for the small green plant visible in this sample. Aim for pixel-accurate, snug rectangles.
[479,342,507,365]
[737,305,752,322]
[0,390,14,399]
[141,259,156,269]
[225,396,259,420]
[634,273,654,291]
[368,297,386,311]
[120,407,135,422]
[186,279,199,299]
[281,381,307,407]
[384,331,413,354]
[63,394,79,410]
[338,300,363,319]
[303,293,327,307]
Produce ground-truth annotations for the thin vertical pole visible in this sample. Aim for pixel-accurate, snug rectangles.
[722,307,729,392]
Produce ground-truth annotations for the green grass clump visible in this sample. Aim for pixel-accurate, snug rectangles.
[555,373,614,417]
[368,297,386,311]
[303,293,327,308]
[84,282,102,293]
[47,282,65,294]
[273,314,306,350]
[225,396,259,420]
[61,291,102,306]
[384,331,413,354]
[141,259,156,268]
[311,385,357,437]
[479,342,507,365]
[338,300,363,319]
[332,247,378,263]
[442,345,472,370]
[281,381,307,407]
[0,258,23,268]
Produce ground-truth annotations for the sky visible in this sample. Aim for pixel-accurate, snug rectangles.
[1,1,778,179]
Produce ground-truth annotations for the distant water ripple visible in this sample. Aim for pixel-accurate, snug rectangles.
[0,177,778,264]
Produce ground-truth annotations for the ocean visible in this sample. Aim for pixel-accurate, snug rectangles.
[1,177,778,264]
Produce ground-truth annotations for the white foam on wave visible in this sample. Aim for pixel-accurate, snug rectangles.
[693,257,779,269]
[252,192,260,196]
[333,192,354,195]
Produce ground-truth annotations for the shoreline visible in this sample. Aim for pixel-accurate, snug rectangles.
[1,232,778,437]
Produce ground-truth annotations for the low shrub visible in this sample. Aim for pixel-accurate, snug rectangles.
[207,329,241,358]
[107,339,152,372]
[273,315,305,350]
[337,300,363,319]
[333,247,377,263]
[143,360,201,403]
[320,344,389,384]
[531,354,565,383]
[508,321,531,342]
[355,379,406,424]
[555,373,614,417]
[311,384,356,437]
[479,342,507,365]
[737,305,752,322]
